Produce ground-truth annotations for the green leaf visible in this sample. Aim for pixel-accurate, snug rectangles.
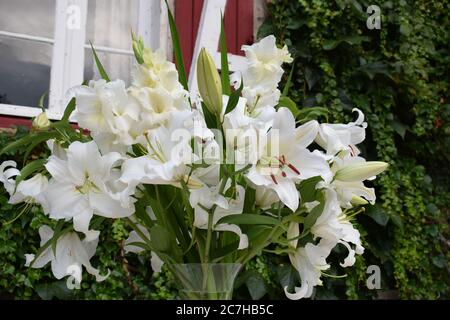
[243,186,256,213]
[278,96,299,117]
[322,36,370,50]
[36,281,74,300]
[245,271,267,300]
[282,62,295,96]
[303,196,325,231]
[366,204,390,226]
[220,14,231,96]
[217,214,280,226]
[225,78,243,114]
[23,132,61,161]
[277,264,298,292]
[61,98,76,123]
[149,225,173,253]
[14,159,46,188]
[299,176,323,203]
[305,66,320,90]
[165,0,188,91]
[390,120,408,139]
[90,42,110,82]
[202,102,217,129]
[0,135,33,155]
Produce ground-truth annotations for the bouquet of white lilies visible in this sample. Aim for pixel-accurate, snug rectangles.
[0,11,387,300]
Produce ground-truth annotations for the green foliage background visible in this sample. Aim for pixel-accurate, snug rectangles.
[1,0,449,300]
[258,0,449,299]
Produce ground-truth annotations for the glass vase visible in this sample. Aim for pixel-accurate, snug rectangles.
[170,263,242,300]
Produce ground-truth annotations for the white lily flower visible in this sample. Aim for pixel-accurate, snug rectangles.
[245,108,331,211]
[0,160,20,195]
[311,188,364,267]
[25,225,108,284]
[189,181,248,249]
[44,141,134,241]
[285,241,331,300]
[9,173,48,205]
[315,108,367,156]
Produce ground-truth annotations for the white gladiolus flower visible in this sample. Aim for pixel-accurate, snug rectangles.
[71,79,140,137]
[315,108,367,156]
[25,225,108,285]
[232,35,292,117]
[43,141,135,241]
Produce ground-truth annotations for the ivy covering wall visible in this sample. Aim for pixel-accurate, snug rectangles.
[1,0,449,300]
[258,0,449,299]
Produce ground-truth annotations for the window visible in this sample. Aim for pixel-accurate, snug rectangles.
[0,0,169,120]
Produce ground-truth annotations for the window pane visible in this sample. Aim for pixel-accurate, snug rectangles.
[84,0,140,84]
[86,0,139,50]
[84,50,135,85]
[0,0,55,38]
[0,38,52,107]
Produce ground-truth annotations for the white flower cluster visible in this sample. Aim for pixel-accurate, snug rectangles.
[0,35,387,299]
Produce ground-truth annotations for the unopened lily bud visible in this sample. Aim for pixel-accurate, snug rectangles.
[351,195,369,206]
[334,161,388,182]
[32,112,51,130]
[197,48,222,115]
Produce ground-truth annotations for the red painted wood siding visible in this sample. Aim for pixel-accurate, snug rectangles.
[175,0,254,75]
[0,115,32,128]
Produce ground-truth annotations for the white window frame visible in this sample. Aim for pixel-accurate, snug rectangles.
[0,0,170,120]
[188,0,247,94]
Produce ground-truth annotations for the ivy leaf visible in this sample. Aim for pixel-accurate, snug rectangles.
[390,120,408,139]
[366,204,390,226]
[245,271,267,300]
[277,264,298,293]
[305,66,320,90]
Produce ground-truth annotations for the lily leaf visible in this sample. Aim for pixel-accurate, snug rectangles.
[217,214,280,226]
[90,42,110,82]
[165,0,188,91]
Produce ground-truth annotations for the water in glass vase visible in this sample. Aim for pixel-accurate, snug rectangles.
[171,263,242,300]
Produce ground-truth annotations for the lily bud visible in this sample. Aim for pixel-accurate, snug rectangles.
[197,48,222,115]
[32,112,51,130]
[351,195,369,206]
[334,161,388,182]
